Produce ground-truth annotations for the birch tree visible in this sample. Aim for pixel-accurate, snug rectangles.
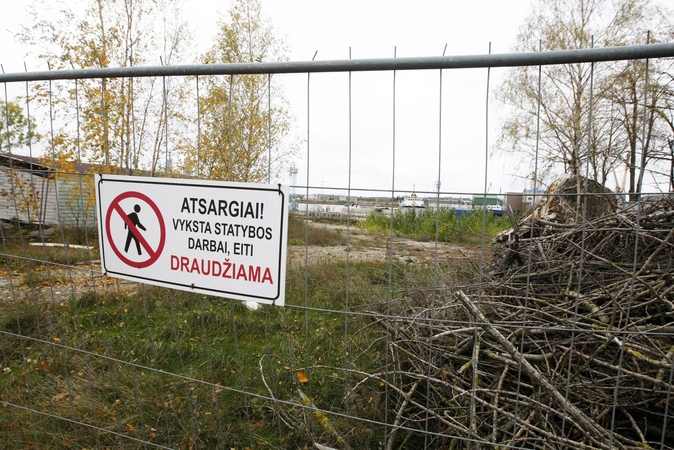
[184,0,297,183]
[20,0,190,175]
[498,0,673,199]
[1,101,40,153]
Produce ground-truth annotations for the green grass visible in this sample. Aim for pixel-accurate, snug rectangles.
[0,223,97,271]
[287,212,345,246]
[0,262,414,449]
[361,208,513,245]
[0,217,476,449]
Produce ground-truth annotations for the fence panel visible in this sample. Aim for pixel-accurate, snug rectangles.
[1,44,673,449]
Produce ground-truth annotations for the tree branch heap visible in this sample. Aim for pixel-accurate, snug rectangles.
[363,192,674,449]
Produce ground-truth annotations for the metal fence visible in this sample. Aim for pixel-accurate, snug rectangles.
[1,43,674,449]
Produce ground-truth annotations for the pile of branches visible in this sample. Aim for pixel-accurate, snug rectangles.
[363,194,674,449]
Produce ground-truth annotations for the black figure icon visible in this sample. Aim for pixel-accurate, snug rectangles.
[124,204,147,255]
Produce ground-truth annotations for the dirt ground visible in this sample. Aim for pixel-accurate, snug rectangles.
[0,260,138,306]
[1,223,487,305]
[287,222,486,267]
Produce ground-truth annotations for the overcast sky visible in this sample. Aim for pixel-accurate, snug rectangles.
[1,0,534,196]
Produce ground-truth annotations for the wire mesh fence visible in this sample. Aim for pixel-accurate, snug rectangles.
[1,44,673,449]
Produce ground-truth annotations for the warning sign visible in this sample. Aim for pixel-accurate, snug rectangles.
[95,174,289,306]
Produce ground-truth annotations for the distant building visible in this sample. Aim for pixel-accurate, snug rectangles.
[0,154,59,226]
[524,188,545,208]
[307,193,342,202]
[472,194,504,216]
[504,192,524,212]
[0,154,98,229]
[504,189,545,213]
[472,194,502,206]
[426,197,472,212]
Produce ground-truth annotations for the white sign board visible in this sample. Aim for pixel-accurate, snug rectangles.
[95,175,288,306]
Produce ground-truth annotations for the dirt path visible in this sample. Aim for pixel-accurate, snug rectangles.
[1,224,486,304]
[287,222,486,267]
[0,262,137,306]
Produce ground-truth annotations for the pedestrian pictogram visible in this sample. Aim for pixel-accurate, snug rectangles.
[124,204,147,255]
[105,191,166,269]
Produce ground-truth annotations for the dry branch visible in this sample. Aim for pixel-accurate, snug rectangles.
[358,194,674,449]
[456,290,614,446]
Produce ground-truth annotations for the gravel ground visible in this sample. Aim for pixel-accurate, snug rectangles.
[287,223,485,267]
[1,224,486,304]
[0,261,137,306]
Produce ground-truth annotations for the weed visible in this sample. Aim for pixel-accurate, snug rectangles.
[287,212,344,246]
[0,257,416,448]
[0,213,479,448]
[361,208,512,244]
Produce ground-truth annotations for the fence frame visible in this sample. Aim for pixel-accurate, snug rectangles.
[1,42,674,449]
[1,43,673,82]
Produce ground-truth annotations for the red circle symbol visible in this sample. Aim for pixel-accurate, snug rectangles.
[105,191,166,268]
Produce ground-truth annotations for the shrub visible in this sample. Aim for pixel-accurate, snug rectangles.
[361,208,511,244]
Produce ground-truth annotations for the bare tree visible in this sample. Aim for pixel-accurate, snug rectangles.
[497,0,673,199]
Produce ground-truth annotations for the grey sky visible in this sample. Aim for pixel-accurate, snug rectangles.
[1,0,534,195]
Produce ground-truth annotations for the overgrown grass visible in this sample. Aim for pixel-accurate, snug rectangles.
[287,212,345,246]
[0,215,478,448]
[0,259,440,448]
[0,223,97,272]
[361,208,513,245]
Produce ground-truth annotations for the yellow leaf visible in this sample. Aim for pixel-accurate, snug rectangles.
[52,391,69,403]
[297,371,309,384]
